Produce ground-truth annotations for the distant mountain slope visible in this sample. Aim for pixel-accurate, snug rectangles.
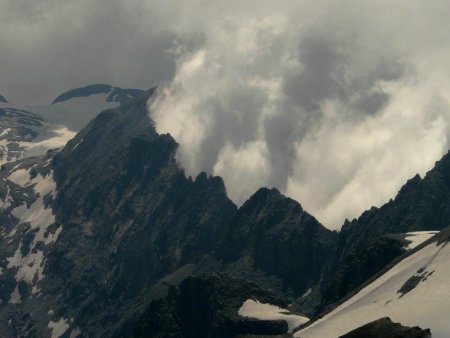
[297,228,450,338]
[0,94,7,103]
[0,84,144,166]
[52,84,143,105]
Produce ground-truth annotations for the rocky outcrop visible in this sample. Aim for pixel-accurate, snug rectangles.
[133,273,290,338]
[339,317,431,338]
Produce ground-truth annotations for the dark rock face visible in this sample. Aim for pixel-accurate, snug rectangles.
[321,235,407,304]
[133,273,290,338]
[44,91,237,336]
[339,317,431,338]
[40,90,334,335]
[220,188,337,297]
[51,84,144,104]
[0,93,7,103]
[397,269,434,297]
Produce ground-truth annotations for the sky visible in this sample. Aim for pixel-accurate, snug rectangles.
[2,1,450,228]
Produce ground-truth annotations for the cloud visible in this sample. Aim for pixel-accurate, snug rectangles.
[0,0,176,104]
[149,0,450,229]
[2,0,450,229]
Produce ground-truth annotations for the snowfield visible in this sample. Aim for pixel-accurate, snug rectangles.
[404,231,439,250]
[296,237,450,338]
[239,299,309,332]
[0,94,116,161]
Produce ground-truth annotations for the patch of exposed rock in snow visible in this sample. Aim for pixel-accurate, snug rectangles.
[404,231,439,250]
[296,238,450,338]
[239,299,309,332]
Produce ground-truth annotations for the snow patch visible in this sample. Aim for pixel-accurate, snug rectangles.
[6,171,60,289]
[8,168,31,187]
[7,242,45,286]
[69,327,81,338]
[23,127,76,158]
[302,288,312,298]
[48,318,70,338]
[0,128,11,137]
[9,284,21,304]
[239,299,309,332]
[404,231,439,250]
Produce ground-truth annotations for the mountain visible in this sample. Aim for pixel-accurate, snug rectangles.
[2,83,450,337]
[297,228,450,338]
[0,84,143,166]
[0,94,7,103]
[0,87,338,336]
[0,89,239,337]
[52,84,143,105]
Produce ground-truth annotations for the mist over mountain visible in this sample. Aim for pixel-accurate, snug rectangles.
[3,1,450,227]
[2,1,450,337]
[0,85,448,337]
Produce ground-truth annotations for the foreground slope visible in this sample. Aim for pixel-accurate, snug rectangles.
[321,153,450,305]
[297,229,450,338]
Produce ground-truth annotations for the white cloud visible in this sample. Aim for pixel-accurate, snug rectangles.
[3,0,450,229]
[148,0,450,229]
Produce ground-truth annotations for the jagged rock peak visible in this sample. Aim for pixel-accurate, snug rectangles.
[51,83,144,104]
[241,187,304,212]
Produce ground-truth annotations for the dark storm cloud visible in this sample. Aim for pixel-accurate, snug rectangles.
[2,0,450,229]
[0,0,176,104]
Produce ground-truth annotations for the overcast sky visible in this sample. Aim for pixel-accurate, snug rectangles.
[2,1,450,228]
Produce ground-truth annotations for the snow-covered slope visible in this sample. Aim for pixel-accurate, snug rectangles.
[0,85,142,165]
[404,231,440,250]
[238,299,309,332]
[296,231,449,338]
